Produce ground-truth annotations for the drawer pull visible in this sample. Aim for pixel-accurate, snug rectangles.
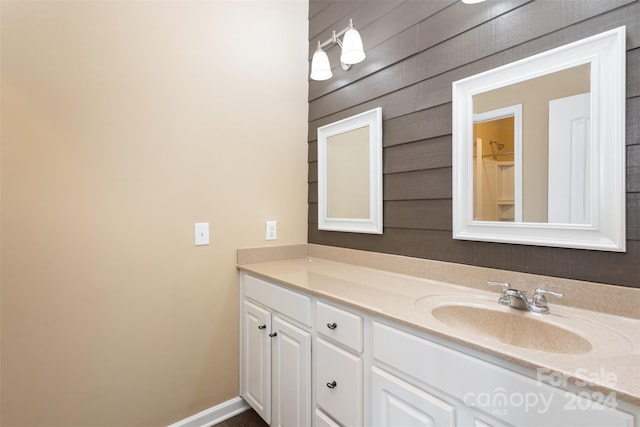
[269,332,278,338]
[258,325,266,330]
[326,322,338,330]
[326,380,337,389]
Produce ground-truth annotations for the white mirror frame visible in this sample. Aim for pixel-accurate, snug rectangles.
[318,107,383,234]
[452,26,626,251]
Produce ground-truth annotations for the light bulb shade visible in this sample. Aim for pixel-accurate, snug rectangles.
[340,28,365,65]
[310,47,332,81]
[461,0,486,3]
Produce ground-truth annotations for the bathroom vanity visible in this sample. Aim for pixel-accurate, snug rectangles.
[238,246,640,427]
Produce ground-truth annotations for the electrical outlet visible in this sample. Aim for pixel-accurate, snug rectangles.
[266,220,277,241]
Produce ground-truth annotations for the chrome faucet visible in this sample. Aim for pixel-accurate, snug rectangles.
[487,281,563,313]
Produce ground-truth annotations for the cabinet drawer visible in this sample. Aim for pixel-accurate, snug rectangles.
[316,301,363,353]
[315,338,362,427]
[243,273,312,327]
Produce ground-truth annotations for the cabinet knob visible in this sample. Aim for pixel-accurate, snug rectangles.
[326,381,337,389]
[326,322,338,330]
[269,332,278,338]
[258,325,266,330]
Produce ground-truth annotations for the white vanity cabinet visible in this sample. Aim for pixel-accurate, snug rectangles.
[239,271,637,427]
[240,274,312,426]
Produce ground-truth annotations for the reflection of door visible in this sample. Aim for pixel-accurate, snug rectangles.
[548,93,590,224]
[474,138,499,221]
[474,138,489,219]
[473,104,522,222]
[474,152,514,222]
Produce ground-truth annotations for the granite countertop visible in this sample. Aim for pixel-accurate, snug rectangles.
[237,255,640,407]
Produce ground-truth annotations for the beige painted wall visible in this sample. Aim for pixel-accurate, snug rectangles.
[473,64,590,222]
[0,1,308,426]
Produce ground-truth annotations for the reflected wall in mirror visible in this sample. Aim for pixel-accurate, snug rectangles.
[318,107,382,234]
[452,26,626,251]
[472,65,590,224]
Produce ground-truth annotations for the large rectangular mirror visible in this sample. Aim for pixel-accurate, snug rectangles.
[318,107,383,234]
[452,27,626,251]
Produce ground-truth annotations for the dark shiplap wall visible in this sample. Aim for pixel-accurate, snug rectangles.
[308,0,640,288]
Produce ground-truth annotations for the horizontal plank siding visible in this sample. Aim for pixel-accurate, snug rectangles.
[362,0,454,51]
[308,161,317,184]
[308,141,317,162]
[385,200,452,231]
[629,97,640,146]
[309,182,317,204]
[309,1,332,21]
[383,105,452,147]
[384,136,452,174]
[629,193,640,241]
[628,48,640,98]
[308,227,640,287]
[309,202,317,224]
[308,15,640,142]
[628,144,640,193]
[384,169,452,201]
[416,0,533,49]
[309,1,363,41]
[308,1,640,124]
[308,0,640,288]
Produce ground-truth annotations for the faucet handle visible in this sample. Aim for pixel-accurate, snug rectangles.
[532,288,563,311]
[487,281,511,290]
[487,281,511,305]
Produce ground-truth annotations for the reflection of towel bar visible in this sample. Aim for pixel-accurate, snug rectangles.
[482,151,515,158]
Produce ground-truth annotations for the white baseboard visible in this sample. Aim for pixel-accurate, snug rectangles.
[168,396,250,427]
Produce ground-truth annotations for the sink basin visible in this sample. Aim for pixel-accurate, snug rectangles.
[431,304,592,354]
[414,293,632,356]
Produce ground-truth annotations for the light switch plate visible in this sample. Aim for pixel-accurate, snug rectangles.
[266,220,277,241]
[194,223,209,246]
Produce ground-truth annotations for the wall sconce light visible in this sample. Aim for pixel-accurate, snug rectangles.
[461,0,486,3]
[310,19,365,81]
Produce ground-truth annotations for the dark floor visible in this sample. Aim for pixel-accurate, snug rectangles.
[215,408,269,427]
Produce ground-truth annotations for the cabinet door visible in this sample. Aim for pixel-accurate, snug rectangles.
[371,367,455,427]
[272,315,312,427]
[242,300,272,424]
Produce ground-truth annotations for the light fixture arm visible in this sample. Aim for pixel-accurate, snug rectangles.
[333,32,343,48]
[318,19,353,50]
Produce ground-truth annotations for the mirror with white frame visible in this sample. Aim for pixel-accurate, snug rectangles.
[318,107,383,234]
[452,26,626,251]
